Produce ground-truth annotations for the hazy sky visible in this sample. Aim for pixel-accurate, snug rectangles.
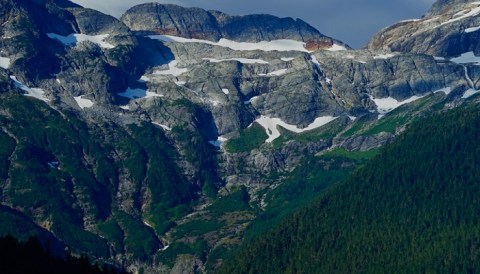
[71,0,436,48]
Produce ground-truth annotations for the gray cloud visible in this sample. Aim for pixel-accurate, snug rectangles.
[71,0,436,48]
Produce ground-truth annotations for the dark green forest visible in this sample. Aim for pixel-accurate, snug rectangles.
[0,235,128,274]
[219,103,480,273]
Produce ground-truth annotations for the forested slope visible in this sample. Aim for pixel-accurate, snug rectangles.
[220,103,480,273]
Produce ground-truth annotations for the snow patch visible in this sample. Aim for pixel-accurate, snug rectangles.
[243,96,259,105]
[203,57,268,64]
[462,88,480,98]
[256,115,338,143]
[152,122,172,131]
[153,60,188,76]
[174,80,186,86]
[281,57,295,62]
[325,44,347,51]
[465,26,480,33]
[326,77,332,84]
[118,87,163,99]
[222,88,230,95]
[74,95,94,109]
[433,87,452,95]
[348,116,357,121]
[374,53,396,60]
[47,33,115,49]
[10,76,49,102]
[149,35,310,52]
[311,55,320,66]
[450,51,480,65]
[208,136,228,148]
[139,75,150,82]
[0,57,11,69]
[259,69,288,76]
[119,105,130,110]
[369,95,425,114]
[48,161,59,169]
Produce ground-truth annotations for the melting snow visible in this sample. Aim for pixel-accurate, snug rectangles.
[465,26,480,33]
[10,76,49,102]
[259,69,288,76]
[152,122,172,131]
[281,57,295,61]
[326,44,347,51]
[222,88,230,95]
[153,60,188,76]
[149,35,310,52]
[74,95,94,109]
[256,115,338,143]
[374,53,397,60]
[203,57,268,64]
[118,87,163,99]
[0,57,11,69]
[369,95,425,114]
[47,33,115,49]
[450,51,480,65]
[208,136,228,148]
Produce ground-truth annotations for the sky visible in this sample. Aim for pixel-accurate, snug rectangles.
[71,0,436,48]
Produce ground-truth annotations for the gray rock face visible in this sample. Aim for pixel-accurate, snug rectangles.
[120,3,348,51]
[368,0,480,57]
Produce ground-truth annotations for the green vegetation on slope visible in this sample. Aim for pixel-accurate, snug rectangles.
[225,123,268,153]
[220,103,480,273]
[0,93,204,260]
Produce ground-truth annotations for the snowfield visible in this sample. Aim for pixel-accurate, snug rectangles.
[326,44,348,51]
[149,35,310,52]
[152,122,172,131]
[10,76,49,102]
[0,57,11,69]
[450,51,480,64]
[153,60,188,76]
[203,58,269,64]
[255,115,338,143]
[462,88,480,98]
[374,53,397,59]
[47,33,115,49]
[74,95,94,109]
[259,69,288,76]
[369,95,425,114]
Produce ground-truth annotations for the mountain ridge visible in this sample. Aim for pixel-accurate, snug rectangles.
[1,0,480,273]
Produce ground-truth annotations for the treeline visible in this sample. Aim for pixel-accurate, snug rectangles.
[0,235,128,274]
[218,103,480,273]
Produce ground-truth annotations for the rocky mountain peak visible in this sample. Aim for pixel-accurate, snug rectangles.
[426,0,475,17]
[120,3,349,51]
[368,0,480,57]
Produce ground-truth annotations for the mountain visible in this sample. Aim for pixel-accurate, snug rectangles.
[0,0,480,273]
[120,3,348,51]
[368,0,480,57]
